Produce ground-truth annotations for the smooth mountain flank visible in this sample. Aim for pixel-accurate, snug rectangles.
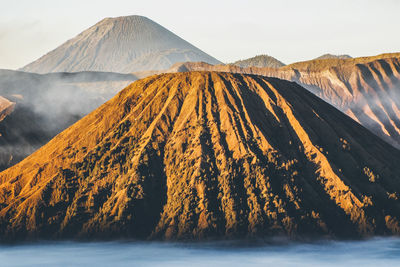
[20,15,221,74]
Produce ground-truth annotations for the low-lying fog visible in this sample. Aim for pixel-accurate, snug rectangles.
[1,238,399,266]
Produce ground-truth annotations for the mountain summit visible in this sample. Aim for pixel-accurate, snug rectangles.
[165,53,400,148]
[314,54,352,60]
[1,72,400,241]
[20,15,221,73]
[232,55,285,68]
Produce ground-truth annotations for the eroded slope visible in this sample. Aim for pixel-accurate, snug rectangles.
[0,72,399,241]
[167,54,400,148]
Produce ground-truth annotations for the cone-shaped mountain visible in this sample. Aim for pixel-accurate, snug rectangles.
[1,72,400,241]
[20,15,221,73]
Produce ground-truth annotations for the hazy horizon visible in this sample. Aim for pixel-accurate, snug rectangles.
[1,238,400,266]
[1,0,399,70]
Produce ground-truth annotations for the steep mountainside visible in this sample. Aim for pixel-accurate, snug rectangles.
[0,70,137,171]
[315,54,352,60]
[232,55,285,68]
[1,72,400,241]
[166,53,400,148]
[20,15,221,74]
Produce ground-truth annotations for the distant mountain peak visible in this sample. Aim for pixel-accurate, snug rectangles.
[315,54,352,60]
[232,54,285,68]
[20,15,221,73]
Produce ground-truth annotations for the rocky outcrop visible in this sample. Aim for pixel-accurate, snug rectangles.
[0,96,15,122]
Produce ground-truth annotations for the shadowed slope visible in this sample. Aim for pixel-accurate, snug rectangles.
[166,54,400,148]
[0,72,400,241]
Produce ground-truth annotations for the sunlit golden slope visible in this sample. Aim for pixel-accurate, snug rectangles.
[166,54,400,148]
[0,96,14,122]
[0,72,400,241]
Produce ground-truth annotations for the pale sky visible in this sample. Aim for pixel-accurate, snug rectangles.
[0,0,399,69]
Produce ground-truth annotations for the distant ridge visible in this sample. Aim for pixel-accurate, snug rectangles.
[314,54,352,60]
[232,55,285,68]
[20,15,221,73]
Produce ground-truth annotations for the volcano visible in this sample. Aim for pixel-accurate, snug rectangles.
[0,72,399,241]
[20,15,221,74]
